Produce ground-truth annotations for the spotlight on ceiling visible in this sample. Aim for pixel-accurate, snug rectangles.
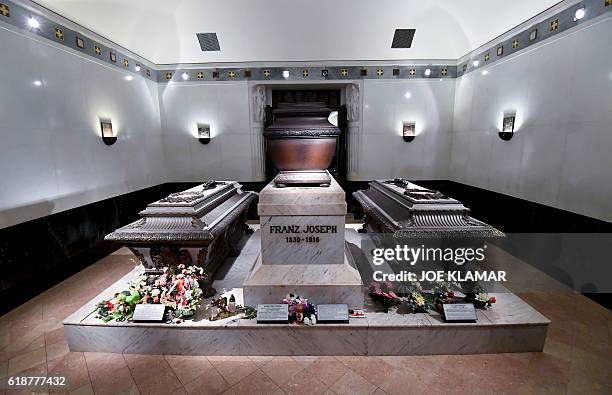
[481,70,489,75]
[182,72,189,80]
[404,92,411,99]
[33,80,42,86]
[125,75,133,81]
[282,70,290,78]
[574,7,586,20]
[473,60,479,67]
[27,17,40,29]
[135,65,141,72]
[424,68,431,77]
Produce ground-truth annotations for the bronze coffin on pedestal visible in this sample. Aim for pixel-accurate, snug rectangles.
[105,181,256,275]
[264,102,341,186]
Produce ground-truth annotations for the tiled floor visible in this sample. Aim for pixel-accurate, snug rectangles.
[1,246,611,394]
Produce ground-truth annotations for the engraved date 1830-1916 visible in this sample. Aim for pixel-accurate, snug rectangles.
[286,236,320,243]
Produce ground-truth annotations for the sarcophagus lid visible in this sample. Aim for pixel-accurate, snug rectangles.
[106,181,256,244]
[353,179,503,238]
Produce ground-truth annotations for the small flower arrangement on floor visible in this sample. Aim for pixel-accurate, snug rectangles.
[368,281,401,312]
[95,264,212,323]
[471,293,497,309]
[283,294,316,324]
[405,291,428,313]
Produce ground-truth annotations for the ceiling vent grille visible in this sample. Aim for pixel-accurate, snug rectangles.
[196,33,221,51]
[391,29,416,48]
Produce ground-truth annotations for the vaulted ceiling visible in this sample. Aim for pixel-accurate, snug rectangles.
[33,0,563,64]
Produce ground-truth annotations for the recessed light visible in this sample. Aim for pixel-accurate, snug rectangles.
[182,72,189,80]
[472,60,479,67]
[135,65,141,72]
[404,92,411,99]
[481,70,489,75]
[33,80,42,86]
[125,75,133,81]
[282,70,290,78]
[574,7,585,20]
[424,69,432,77]
[27,17,40,29]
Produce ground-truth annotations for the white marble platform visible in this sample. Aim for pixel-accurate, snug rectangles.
[63,228,550,356]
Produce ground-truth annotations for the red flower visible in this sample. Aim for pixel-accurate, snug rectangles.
[490,297,497,303]
[105,301,114,311]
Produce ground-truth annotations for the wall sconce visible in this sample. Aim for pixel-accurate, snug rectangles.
[197,123,211,144]
[403,122,416,142]
[499,114,515,141]
[100,118,117,145]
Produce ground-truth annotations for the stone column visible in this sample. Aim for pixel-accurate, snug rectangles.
[346,84,361,180]
[250,85,267,181]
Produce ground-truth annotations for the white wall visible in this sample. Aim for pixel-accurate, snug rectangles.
[158,81,255,182]
[450,18,612,222]
[358,79,455,181]
[158,79,456,183]
[0,27,165,229]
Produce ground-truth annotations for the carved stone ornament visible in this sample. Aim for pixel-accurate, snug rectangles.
[253,85,267,122]
[347,84,360,121]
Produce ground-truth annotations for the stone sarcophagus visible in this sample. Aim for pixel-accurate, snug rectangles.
[106,181,256,274]
[353,179,503,238]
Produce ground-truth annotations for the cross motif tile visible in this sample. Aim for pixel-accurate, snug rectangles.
[550,19,559,31]
[55,28,64,40]
[512,39,519,48]
[228,71,236,78]
[409,68,416,76]
[94,46,101,55]
[197,72,204,79]
[302,69,309,77]
[263,70,271,78]
[123,59,129,67]
[376,69,384,76]
[0,3,10,17]
[340,69,348,77]
[165,72,172,80]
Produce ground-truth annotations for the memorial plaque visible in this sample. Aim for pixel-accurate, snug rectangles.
[257,304,289,324]
[316,304,349,323]
[132,304,166,322]
[442,303,477,322]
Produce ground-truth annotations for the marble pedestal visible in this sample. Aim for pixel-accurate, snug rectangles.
[63,229,550,356]
[243,173,364,308]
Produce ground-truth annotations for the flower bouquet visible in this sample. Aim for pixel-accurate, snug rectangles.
[283,294,316,323]
[468,293,497,309]
[369,281,401,312]
[96,264,211,323]
[404,291,428,313]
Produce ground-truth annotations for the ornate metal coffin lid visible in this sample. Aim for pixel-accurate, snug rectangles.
[354,179,504,238]
[105,181,256,243]
[374,179,468,212]
[263,102,341,139]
